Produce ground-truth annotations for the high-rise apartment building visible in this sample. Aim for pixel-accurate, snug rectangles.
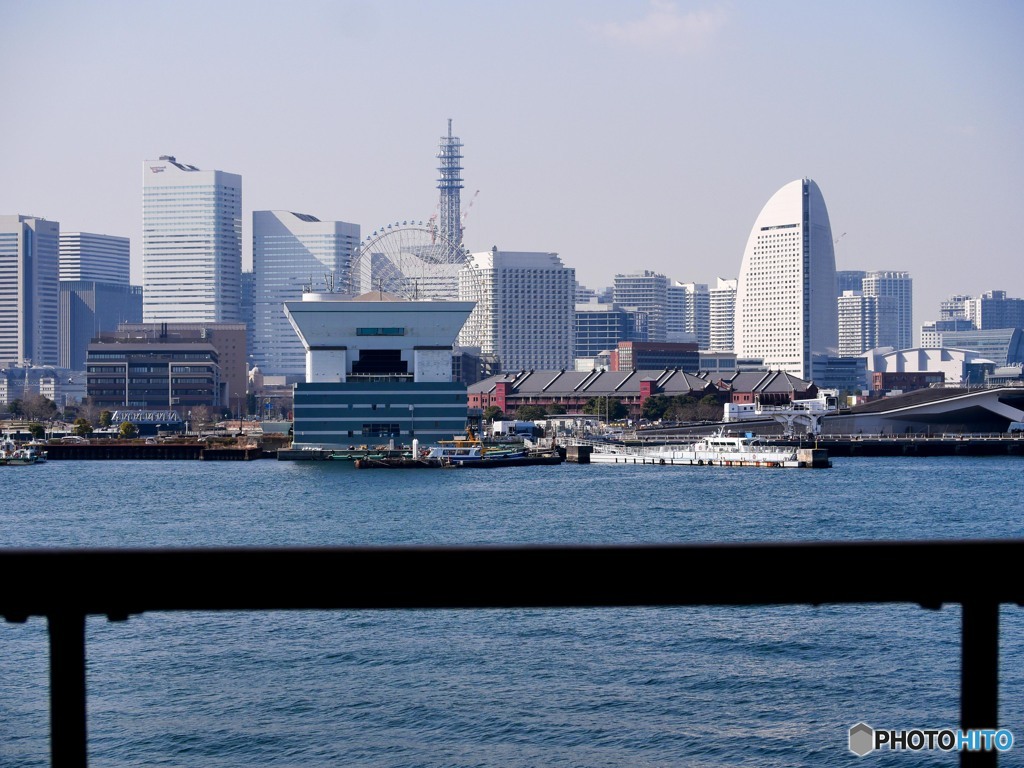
[861,271,913,350]
[837,291,898,356]
[142,155,242,323]
[964,290,1024,330]
[0,214,60,366]
[708,277,737,352]
[667,281,709,349]
[735,178,838,379]
[59,232,130,285]
[458,248,575,371]
[940,295,972,322]
[251,211,360,377]
[613,271,669,342]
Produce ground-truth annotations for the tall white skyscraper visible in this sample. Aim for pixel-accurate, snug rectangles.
[458,248,575,371]
[252,211,360,376]
[59,232,130,285]
[142,155,242,323]
[0,214,60,366]
[862,270,912,350]
[709,277,737,352]
[735,178,838,379]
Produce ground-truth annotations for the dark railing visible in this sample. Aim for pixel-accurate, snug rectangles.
[2,540,1022,768]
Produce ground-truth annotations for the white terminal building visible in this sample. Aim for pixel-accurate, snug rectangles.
[735,178,838,379]
[283,292,475,449]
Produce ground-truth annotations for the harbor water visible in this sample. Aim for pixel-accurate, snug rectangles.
[3,456,1024,767]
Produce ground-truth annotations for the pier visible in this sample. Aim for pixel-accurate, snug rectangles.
[39,442,269,461]
[772,434,1024,457]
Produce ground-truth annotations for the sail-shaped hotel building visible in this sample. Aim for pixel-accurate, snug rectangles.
[734,178,838,379]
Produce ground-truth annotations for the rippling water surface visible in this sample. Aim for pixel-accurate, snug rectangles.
[2,456,1023,766]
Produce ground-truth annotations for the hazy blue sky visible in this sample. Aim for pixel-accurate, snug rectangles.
[3,0,1022,337]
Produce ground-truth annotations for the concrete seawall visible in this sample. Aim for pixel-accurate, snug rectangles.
[40,443,268,460]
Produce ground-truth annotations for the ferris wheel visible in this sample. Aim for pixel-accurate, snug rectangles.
[347,220,469,300]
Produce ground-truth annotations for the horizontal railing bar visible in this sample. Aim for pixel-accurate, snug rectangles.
[3,540,1024,619]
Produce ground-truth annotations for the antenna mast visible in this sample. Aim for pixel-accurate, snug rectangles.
[436,118,464,250]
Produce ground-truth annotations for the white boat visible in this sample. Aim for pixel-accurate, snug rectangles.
[1,441,41,466]
[424,439,527,465]
[24,442,48,463]
[583,430,831,469]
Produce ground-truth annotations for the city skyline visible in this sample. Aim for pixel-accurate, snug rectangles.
[2,1,1022,336]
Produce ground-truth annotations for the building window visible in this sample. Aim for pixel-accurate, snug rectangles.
[356,327,405,336]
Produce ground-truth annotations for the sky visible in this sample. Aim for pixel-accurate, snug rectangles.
[3,0,1023,339]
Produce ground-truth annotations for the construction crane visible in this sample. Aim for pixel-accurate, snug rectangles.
[834,232,847,246]
[461,189,479,239]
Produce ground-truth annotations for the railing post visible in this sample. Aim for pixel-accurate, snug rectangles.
[961,600,999,768]
[48,611,88,768]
